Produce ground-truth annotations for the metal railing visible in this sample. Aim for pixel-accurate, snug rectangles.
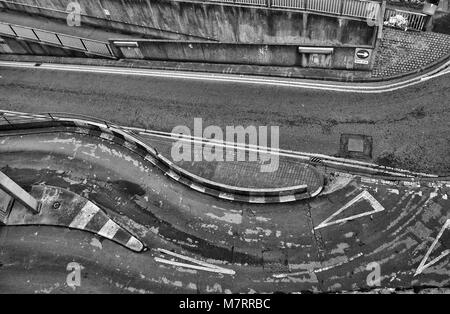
[384,8,427,31]
[0,21,115,58]
[204,0,385,19]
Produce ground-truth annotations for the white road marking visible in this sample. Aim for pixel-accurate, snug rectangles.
[314,190,385,230]
[126,236,144,251]
[155,248,235,275]
[0,60,449,94]
[414,219,450,276]
[154,257,235,275]
[69,201,99,229]
[97,219,120,239]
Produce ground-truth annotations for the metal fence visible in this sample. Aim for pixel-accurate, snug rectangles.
[384,8,427,31]
[205,0,384,19]
[0,21,115,58]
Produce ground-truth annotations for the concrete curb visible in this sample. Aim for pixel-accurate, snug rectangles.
[0,120,324,204]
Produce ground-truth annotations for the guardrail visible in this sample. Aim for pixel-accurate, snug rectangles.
[0,21,115,58]
[206,0,383,19]
[384,8,427,31]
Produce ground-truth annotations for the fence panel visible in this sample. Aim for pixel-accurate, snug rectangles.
[342,0,380,19]
[234,0,266,6]
[0,22,16,36]
[307,0,342,15]
[82,40,112,56]
[10,25,38,40]
[271,0,305,10]
[57,34,86,50]
[384,8,426,31]
[33,29,61,45]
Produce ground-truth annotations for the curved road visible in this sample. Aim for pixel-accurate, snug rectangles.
[0,62,449,175]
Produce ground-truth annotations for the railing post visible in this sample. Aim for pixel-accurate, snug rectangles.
[55,33,64,46]
[80,39,88,51]
[8,25,18,37]
[2,116,13,127]
[339,0,345,15]
[378,0,386,39]
[31,29,39,41]
[105,44,113,57]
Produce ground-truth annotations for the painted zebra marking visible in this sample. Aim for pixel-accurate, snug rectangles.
[314,190,385,230]
[69,201,99,229]
[415,219,450,276]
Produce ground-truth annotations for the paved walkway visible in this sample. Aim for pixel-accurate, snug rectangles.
[139,134,324,191]
[372,27,450,78]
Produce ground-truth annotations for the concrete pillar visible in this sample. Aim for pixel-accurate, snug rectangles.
[438,0,449,12]
[378,0,387,40]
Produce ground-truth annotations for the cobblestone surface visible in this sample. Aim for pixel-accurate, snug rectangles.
[372,27,450,77]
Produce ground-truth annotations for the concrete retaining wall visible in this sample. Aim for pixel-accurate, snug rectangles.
[111,39,374,70]
[0,0,378,44]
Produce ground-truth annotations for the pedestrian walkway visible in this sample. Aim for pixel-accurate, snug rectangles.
[139,134,324,192]
[372,27,450,78]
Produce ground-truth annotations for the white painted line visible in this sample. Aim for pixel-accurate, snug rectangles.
[157,248,226,270]
[126,236,144,251]
[314,190,385,230]
[154,257,236,275]
[97,219,120,240]
[314,253,363,273]
[272,270,310,278]
[414,219,450,276]
[69,201,99,229]
[155,248,235,275]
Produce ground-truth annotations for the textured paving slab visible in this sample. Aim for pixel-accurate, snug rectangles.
[372,28,450,78]
[139,134,324,192]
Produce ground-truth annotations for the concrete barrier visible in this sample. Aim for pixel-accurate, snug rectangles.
[0,0,378,44]
[111,39,374,70]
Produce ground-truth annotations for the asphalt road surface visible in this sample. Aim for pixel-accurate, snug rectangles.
[1,64,449,175]
[1,128,449,293]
